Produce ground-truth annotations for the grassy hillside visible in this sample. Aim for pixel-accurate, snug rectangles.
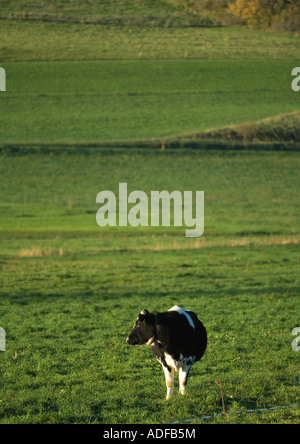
[0,1,299,149]
[0,0,212,27]
[1,0,298,31]
[1,16,299,62]
[171,112,300,149]
[0,59,299,148]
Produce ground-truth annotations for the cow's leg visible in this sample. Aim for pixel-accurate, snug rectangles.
[179,363,192,395]
[162,364,175,400]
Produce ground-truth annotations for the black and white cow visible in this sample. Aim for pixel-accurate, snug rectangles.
[126,305,207,399]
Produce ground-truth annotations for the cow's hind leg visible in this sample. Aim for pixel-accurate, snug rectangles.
[179,363,192,395]
[162,364,175,400]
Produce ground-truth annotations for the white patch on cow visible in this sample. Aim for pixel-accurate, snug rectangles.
[162,365,175,400]
[168,305,195,330]
[146,335,155,345]
[165,352,180,371]
[164,352,194,372]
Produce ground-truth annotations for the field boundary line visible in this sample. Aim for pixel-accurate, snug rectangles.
[1,140,300,153]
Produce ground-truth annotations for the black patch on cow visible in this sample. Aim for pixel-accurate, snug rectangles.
[153,310,207,364]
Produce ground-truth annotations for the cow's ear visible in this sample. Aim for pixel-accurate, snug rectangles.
[139,309,154,324]
[144,312,155,325]
[138,310,147,323]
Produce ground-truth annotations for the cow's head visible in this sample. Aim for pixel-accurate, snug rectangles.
[126,309,155,346]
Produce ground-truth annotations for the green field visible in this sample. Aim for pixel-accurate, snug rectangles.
[1,150,300,424]
[0,0,300,425]
[0,59,299,147]
[0,18,300,148]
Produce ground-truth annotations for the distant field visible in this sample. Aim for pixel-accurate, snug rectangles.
[0,0,200,26]
[1,21,299,62]
[1,2,299,148]
[0,16,299,148]
[0,59,298,146]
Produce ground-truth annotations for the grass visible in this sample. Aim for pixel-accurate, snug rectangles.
[1,21,300,62]
[0,6,299,149]
[0,150,300,240]
[0,0,299,425]
[0,0,209,27]
[0,59,299,147]
[0,17,299,149]
[172,111,300,148]
[0,150,299,424]
[1,244,299,424]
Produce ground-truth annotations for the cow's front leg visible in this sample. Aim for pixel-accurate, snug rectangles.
[162,364,175,400]
[179,364,191,395]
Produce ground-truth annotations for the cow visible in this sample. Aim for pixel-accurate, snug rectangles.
[126,305,207,400]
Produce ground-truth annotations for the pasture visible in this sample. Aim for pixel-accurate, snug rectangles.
[0,150,299,424]
[0,0,300,425]
[0,59,299,147]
